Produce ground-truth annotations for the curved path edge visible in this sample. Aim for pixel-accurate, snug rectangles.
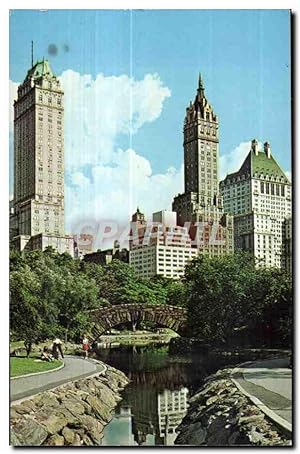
[231,363,292,437]
[11,361,65,380]
[10,356,106,404]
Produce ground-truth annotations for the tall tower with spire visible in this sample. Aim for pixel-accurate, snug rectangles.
[172,73,234,256]
[10,58,74,255]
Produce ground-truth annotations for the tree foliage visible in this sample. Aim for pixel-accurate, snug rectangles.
[184,253,292,347]
[10,249,292,349]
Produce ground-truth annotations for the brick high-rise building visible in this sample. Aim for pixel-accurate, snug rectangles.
[172,74,234,256]
[10,58,74,255]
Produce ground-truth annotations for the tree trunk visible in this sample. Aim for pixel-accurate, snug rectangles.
[132,320,137,332]
[25,342,32,358]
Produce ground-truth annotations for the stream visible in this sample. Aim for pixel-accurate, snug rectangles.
[94,343,242,446]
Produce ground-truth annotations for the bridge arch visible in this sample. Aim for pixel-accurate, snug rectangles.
[88,304,187,343]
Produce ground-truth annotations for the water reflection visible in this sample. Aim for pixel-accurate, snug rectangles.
[97,344,242,446]
[101,385,189,446]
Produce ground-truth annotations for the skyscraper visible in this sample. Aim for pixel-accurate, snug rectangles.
[172,74,234,256]
[220,139,292,269]
[10,58,74,255]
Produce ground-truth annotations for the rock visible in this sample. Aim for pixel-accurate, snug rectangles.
[249,427,265,444]
[62,426,75,445]
[35,393,59,409]
[206,395,220,406]
[11,418,48,446]
[61,397,86,416]
[85,395,112,423]
[19,400,37,412]
[79,414,104,444]
[239,414,265,425]
[10,408,22,419]
[45,434,65,446]
[82,434,94,446]
[12,404,31,415]
[73,433,82,446]
[55,408,80,426]
[36,413,68,435]
[176,422,207,445]
[10,429,21,446]
[228,431,240,445]
[95,382,118,409]
[10,363,130,446]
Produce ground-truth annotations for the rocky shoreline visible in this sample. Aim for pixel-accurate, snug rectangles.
[175,367,291,446]
[10,364,129,446]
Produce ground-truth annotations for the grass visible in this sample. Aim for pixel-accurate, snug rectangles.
[10,356,63,378]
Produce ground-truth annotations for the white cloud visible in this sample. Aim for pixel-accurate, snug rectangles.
[59,70,171,170]
[66,148,184,245]
[220,140,261,180]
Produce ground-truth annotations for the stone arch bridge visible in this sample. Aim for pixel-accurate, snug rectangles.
[87,304,187,343]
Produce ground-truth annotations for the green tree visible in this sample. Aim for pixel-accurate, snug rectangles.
[10,265,48,355]
[184,252,292,348]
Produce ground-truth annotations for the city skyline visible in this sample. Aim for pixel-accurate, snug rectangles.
[9,9,291,235]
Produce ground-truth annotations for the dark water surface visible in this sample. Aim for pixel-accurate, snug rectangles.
[95,344,241,446]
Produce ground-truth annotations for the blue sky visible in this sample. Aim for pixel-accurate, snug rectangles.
[9,9,291,236]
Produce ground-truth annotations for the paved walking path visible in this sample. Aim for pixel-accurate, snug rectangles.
[232,357,292,433]
[10,355,105,403]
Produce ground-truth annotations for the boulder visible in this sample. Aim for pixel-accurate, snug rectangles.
[78,414,104,444]
[10,407,22,420]
[62,426,75,445]
[35,393,59,409]
[176,422,207,445]
[85,395,112,423]
[11,418,48,446]
[12,404,31,415]
[73,433,82,446]
[82,434,94,446]
[239,414,265,425]
[45,434,65,446]
[36,413,68,435]
[61,397,86,416]
[18,400,37,412]
[95,382,117,409]
[10,429,21,446]
[206,395,221,406]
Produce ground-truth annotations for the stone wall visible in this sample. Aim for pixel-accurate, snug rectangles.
[10,364,129,446]
[175,368,291,446]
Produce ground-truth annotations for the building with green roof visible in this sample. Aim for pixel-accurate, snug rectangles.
[10,58,74,256]
[220,139,292,270]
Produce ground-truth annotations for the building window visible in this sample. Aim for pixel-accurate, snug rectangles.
[260,182,264,193]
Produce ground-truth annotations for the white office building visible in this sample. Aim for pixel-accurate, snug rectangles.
[129,209,198,279]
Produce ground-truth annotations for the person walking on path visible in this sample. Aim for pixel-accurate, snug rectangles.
[82,335,90,359]
[52,338,64,359]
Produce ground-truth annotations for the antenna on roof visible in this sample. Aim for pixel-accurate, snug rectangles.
[31,41,34,67]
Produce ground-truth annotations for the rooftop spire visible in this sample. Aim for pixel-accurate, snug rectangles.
[197,72,205,97]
